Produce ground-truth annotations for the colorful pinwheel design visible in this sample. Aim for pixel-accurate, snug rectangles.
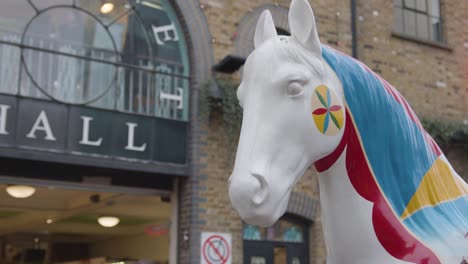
[312,85,344,135]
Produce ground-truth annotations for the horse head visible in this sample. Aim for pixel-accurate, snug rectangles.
[228,0,346,227]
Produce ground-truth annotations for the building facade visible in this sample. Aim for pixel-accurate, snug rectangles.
[0,0,465,264]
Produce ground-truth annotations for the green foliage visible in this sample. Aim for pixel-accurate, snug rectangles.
[202,78,242,160]
[206,79,242,137]
[421,119,468,148]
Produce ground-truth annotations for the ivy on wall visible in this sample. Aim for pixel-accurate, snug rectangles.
[201,79,467,165]
[421,119,468,150]
[201,78,243,162]
[209,78,243,137]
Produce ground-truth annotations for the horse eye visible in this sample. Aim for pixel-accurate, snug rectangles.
[286,82,303,97]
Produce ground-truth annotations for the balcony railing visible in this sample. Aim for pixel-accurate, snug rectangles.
[0,32,190,121]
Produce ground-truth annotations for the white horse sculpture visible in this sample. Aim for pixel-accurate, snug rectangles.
[228,0,468,263]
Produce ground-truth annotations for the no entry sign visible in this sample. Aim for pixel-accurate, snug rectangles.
[200,232,232,264]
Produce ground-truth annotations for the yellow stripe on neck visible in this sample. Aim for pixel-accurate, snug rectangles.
[401,158,468,220]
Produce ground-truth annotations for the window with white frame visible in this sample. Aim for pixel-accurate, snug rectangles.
[393,0,443,43]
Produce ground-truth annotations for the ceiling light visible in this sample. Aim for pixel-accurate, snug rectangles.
[100,3,114,14]
[97,216,120,227]
[6,185,36,198]
[46,219,53,224]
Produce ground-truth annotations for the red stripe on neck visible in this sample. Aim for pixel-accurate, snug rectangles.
[314,111,350,172]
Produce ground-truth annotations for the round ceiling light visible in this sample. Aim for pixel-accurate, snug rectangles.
[97,216,120,227]
[6,185,36,198]
[100,3,114,14]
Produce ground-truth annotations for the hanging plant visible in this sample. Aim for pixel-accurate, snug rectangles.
[202,78,242,159]
[202,78,242,131]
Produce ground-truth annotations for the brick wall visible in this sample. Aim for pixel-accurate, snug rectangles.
[180,0,467,263]
[355,0,466,121]
[190,1,349,263]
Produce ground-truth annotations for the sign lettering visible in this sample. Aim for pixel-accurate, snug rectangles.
[125,122,147,152]
[160,88,184,109]
[0,95,187,165]
[26,110,56,141]
[152,23,179,45]
[79,116,102,146]
[0,104,10,135]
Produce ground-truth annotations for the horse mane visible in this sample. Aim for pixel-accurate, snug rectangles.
[314,46,467,262]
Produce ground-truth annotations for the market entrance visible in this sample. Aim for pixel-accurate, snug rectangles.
[0,179,173,264]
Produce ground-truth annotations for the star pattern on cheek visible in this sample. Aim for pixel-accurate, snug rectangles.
[311,85,344,135]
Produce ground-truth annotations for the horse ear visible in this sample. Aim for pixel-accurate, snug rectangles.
[288,0,321,56]
[254,10,278,48]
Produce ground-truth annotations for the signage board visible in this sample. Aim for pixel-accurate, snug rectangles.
[0,95,187,173]
[201,232,232,264]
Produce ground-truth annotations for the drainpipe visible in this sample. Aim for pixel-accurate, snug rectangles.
[351,0,358,59]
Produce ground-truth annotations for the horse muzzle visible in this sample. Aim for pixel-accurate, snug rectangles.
[229,173,287,227]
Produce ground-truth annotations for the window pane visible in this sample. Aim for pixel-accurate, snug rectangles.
[20,7,116,104]
[243,225,263,240]
[403,10,416,36]
[0,0,191,120]
[0,0,35,43]
[427,0,440,16]
[416,13,429,39]
[404,0,416,9]
[243,219,305,243]
[394,7,404,33]
[32,0,73,10]
[429,17,443,42]
[0,43,20,95]
[274,247,287,264]
[416,0,427,12]
[251,257,266,264]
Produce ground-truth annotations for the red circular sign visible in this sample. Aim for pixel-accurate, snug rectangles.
[202,235,230,264]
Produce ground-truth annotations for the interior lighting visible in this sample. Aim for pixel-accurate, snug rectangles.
[100,3,114,14]
[98,216,120,227]
[6,185,36,198]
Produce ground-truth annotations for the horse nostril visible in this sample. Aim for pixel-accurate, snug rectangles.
[251,173,269,205]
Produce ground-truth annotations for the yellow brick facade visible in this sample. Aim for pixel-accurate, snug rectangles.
[178,1,467,263]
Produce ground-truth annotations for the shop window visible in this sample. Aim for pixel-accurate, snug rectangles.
[243,218,304,243]
[0,0,190,121]
[243,216,309,264]
[393,0,444,43]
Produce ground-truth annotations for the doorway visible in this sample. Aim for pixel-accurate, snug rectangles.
[0,180,173,264]
[243,215,309,264]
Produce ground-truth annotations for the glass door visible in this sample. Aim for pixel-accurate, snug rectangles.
[244,242,273,264]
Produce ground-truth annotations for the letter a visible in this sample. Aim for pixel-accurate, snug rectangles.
[26,111,56,141]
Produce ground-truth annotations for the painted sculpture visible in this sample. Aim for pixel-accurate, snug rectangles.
[227,0,468,263]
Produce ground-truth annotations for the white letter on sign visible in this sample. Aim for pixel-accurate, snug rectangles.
[0,104,11,135]
[79,116,102,146]
[125,122,146,152]
[160,88,184,109]
[152,23,179,45]
[26,110,56,141]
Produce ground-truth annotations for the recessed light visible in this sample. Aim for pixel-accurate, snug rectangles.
[100,3,114,14]
[97,216,120,227]
[6,185,36,198]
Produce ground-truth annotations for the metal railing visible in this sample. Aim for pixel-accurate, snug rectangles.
[0,33,189,121]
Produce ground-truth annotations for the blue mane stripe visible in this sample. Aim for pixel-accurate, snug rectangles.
[321,46,439,216]
[403,195,468,257]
